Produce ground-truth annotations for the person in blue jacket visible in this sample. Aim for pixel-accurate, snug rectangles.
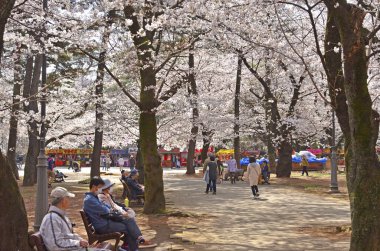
[83,177,155,251]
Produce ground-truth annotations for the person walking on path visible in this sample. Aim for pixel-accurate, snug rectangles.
[247,157,261,199]
[226,156,238,184]
[203,156,220,195]
[301,155,309,176]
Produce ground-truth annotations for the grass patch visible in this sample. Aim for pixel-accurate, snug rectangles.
[304,184,325,191]
[78,178,91,184]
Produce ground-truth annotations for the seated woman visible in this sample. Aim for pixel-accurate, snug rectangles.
[98,179,136,219]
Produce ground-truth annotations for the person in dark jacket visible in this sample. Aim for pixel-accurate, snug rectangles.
[83,177,155,251]
[126,170,144,200]
[204,156,220,195]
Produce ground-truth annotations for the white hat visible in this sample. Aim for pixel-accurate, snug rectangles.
[101,179,115,191]
[50,187,75,198]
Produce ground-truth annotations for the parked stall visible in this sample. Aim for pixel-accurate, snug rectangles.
[45,148,109,167]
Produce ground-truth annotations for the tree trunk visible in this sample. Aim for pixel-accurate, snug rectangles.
[140,109,165,214]
[186,45,199,175]
[201,126,213,163]
[7,44,22,180]
[122,6,165,214]
[91,31,109,178]
[0,0,16,62]
[0,4,31,248]
[23,55,42,186]
[276,140,292,177]
[234,54,242,169]
[136,139,144,184]
[0,151,31,250]
[267,140,276,174]
[139,61,165,214]
[324,3,380,250]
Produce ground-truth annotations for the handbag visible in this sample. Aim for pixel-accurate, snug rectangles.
[101,212,123,222]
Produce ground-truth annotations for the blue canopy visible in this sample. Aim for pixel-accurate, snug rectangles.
[240,157,269,165]
[292,155,327,163]
[240,156,327,165]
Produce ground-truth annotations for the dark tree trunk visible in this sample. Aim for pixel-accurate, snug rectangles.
[0,4,31,249]
[0,0,16,62]
[124,5,166,214]
[136,139,144,184]
[267,141,276,174]
[140,109,164,214]
[201,126,213,163]
[324,3,380,250]
[234,54,242,169]
[264,95,278,174]
[7,45,22,180]
[23,55,42,186]
[91,32,108,178]
[186,45,199,175]
[0,151,31,250]
[276,140,292,177]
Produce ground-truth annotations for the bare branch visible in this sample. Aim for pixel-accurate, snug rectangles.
[78,47,141,108]
[274,3,331,105]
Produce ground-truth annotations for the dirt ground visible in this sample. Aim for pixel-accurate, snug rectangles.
[21,169,351,250]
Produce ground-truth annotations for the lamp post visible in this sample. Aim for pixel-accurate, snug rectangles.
[329,109,340,193]
[33,0,49,231]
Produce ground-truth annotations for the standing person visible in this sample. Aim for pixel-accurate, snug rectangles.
[262,160,270,184]
[247,157,262,199]
[176,158,181,169]
[118,157,124,171]
[83,177,155,251]
[301,155,309,176]
[68,155,73,170]
[106,155,111,171]
[101,157,107,171]
[226,156,238,184]
[129,155,136,171]
[40,187,92,250]
[202,153,213,172]
[47,155,55,188]
[203,156,220,195]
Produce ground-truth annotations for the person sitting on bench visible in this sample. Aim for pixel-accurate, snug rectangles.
[55,170,68,182]
[40,187,93,250]
[84,177,155,251]
[98,179,136,219]
[126,170,144,201]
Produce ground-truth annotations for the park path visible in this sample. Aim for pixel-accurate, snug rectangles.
[162,176,351,251]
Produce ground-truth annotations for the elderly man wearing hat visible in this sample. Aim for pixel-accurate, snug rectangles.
[126,170,144,201]
[40,187,91,250]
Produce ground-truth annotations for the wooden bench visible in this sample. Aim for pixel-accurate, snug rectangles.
[120,178,144,206]
[29,232,47,251]
[80,210,122,251]
[29,231,113,251]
